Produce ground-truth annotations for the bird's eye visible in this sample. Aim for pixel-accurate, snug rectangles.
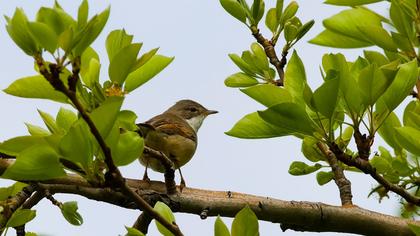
[188,107,198,112]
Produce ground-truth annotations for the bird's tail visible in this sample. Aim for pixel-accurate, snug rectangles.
[136,123,155,137]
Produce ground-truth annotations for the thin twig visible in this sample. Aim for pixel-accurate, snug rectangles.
[143,147,177,194]
[133,212,153,234]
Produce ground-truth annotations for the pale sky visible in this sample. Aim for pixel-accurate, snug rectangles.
[0,1,399,235]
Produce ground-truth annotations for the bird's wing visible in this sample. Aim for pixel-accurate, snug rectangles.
[145,113,197,142]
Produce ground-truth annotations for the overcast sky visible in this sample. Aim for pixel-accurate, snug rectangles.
[0,1,400,235]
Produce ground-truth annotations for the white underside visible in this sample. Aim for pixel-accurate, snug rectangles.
[186,115,206,132]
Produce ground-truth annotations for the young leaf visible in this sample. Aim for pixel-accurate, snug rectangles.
[224,73,258,88]
[125,226,146,236]
[90,96,124,139]
[390,0,414,38]
[124,55,174,92]
[403,101,420,129]
[301,137,325,162]
[26,123,50,136]
[312,76,339,119]
[60,201,83,226]
[154,201,176,236]
[279,1,298,28]
[316,171,334,185]
[276,0,284,22]
[59,120,93,167]
[36,7,67,35]
[28,22,58,53]
[215,216,230,236]
[109,43,142,85]
[309,29,372,48]
[112,131,144,166]
[105,29,134,62]
[6,209,36,227]
[394,127,420,156]
[240,84,292,107]
[251,0,265,25]
[284,22,298,42]
[231,206,259,236]
[6,8,38,55]
[357,25,397,52]
[56,108,78,131]
[250,43,269,71]
[377,113,402,153]
[258,102,318,136]
[225,112,291,139]
[265,8,278,33]
[325,0,384,6]
[0,136,46,156]
[228,54,257,76]
[81,58,101,88]
[295,20,315,42]
[289,161,322,175]
[77,0,89,28]
[132,47,159,70]
[38,110,61,134]
[284,51,308,106]
[2,145,66,180]
[0,182,28,201]
[118,110,138,131]
[220,0,247,24]
[4,75,68,103]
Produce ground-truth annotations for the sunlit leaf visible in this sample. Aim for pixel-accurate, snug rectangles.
[154,201,176,236]
[109,43,142,84]
[224,73,258,88]
[60,201,83,225]
[231,206,258,236]
[215,216,230,236]
[6,209,36,227]
[395,127,420,156]
[220,0,247,23]
[289,161,322,175]
[241,84,292,107]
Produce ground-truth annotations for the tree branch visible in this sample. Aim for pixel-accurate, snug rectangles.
[133,212,153,234]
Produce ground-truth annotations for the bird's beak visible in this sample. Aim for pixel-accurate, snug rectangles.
[206,110,218,115]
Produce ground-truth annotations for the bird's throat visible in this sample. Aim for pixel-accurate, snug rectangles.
[186,115,206,132]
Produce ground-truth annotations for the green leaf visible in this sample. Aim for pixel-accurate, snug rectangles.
[395,127,420,156]
[408,224,420,236]
[276,0,284,21]
[73,7,110,55]
[125,226,146,236]
[6,209,36,227]
[377,112,403,152]
[309,29,372,48]
[81,58,101,88]
[105,29,134,62]
[312,77,339,119]
[265,8,278,33]
[118,110,138,131]
[403,101,420,129]
[322,8,382,43]
[25,123,50,136]
[251,0,264,24]
[231,206,258,236]
[132,47,160,70]
[240,84,292,107]
[28,22,58,53]
[295,20,315,42]
[325,0,384,6]
[259,103,317,136]
[90,96,124,139]
[279,1,298,28]
[77,0,89,28]
[357,25,397,52]
[4,75,68,103]
[284,51,308,106]
[112,131,144,166]
[154,201,176,236]
[375,59,418,126]
[2,145,66,180]
[59,120,93,167]
[289,161,322,175]
[316,171,334,185]
[38,110,61,134]
[224,73,258,88]
[215,216,230,236]
[390,0,414,38]
[301,137,325,162]
[6,8,38,55]
[370,155,391,174]
[0,136,46,156]
[284,22,298,42]
[358,64,393,106]
[0,182,27,201]
[36,7,68,35]
[250,43,269,71]
[228,54,257,76]
[56,108,78,131]
[363,51,389,66]
[225,112,290,139]
[220,0,247,24]
[60,201,83,226]
[109,43,142,85]
[124,55,174,92]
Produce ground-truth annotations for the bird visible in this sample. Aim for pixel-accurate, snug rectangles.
[137,99,217,189]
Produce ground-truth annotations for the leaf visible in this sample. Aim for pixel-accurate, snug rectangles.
[357,25,397,52]
[309,29,372,48]
[225,112,291,139]
[59,120,93,167]
[215,216,230,236]
[316,171,334,185]
[132,47,159,70]
[90,96,124,139]
[81,58,101,88]
[312,77,339,119]
[370,155,391,174]
[220,0,247,24]
[77,0,89,27]
[240,84,292,107]
[279,1,298,28]
[325,0,384,6]
[259,103,318,136]
[358,65,393,106]
[224,73,258,88]
[28,22,58,53]
[395,127,420,156]
[2,145,66,180]
[0,182,28,201]
[251,0,264,24]
[25,123,50,136]
[301,137,325,162]
[377,112,403,152]
[125,226,146,236]
[118,110,138,131]
[284,51,308,106]
[289,161,322,175]
[60,201,83,225]
[408,224,420,236]
[284,22,298,42]
[295,20,315,42]
[363,50,389,66]
[231,206,259,236]
[390,0,414,38]
[56,108,78,131]
[36,7,67,35]
[403,101,420,129]
[106,29,134,62]
[265,8,278,33]
[4,75,68,103]
[154,201,176,236]
[6,209,36,227]
[0,136,46,156]
[109,43,142,84]
[112,131,144,166]
[250,43,269,71]
[38,110,61,134]
[124,55,174,92]
[73,7,110,55]
[276,0,284,22]
[228,54,257,76]
[6,8,38,55]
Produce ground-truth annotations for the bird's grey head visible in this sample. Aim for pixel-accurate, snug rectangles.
[165,99,217,132]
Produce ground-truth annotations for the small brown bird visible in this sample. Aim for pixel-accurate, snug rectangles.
[138,100,217,188]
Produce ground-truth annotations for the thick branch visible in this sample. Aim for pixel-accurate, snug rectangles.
[133,212,153,234]
[317,143,353,206]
